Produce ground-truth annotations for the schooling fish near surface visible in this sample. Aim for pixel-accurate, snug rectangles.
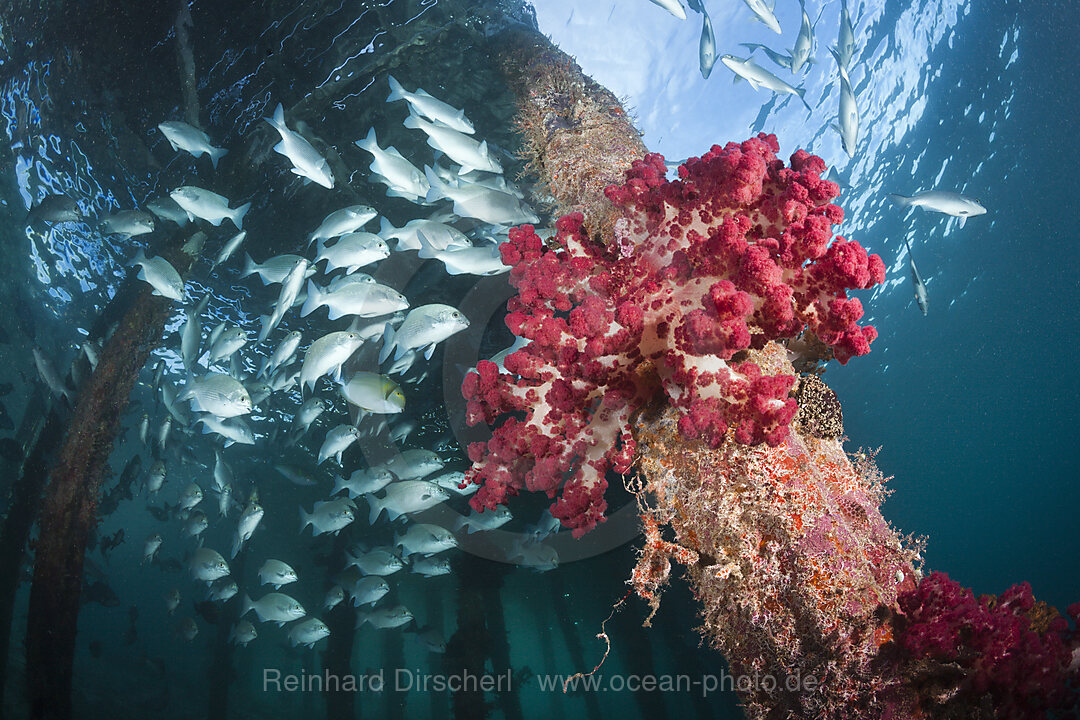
[887,190,987,222]
[721,56,811,111]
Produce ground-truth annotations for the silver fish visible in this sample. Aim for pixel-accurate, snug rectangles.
[386,75,475,134]
[300,498,356,536]
[647,0,687,21]
[300,331,364,392]
[258,258,309,342]
[699,12,717,79]
[275,463,318,487]
[170,186,251,229]
[357,604,412,630]
[101,210,155,238]
[213,230,247,268]
[157,416,172,450]
[383,449,444,481]
[300,279,408,321]
[289,397,331,439]
[366,480,449,523]
[455,505,512,533]
[403,113,501,175]
[241,592,306,626]
[742,0,781,34]
[424,168,536,225]
[208,326,247,363]
[423,243,510,277]
[315,233,389,273]
[180,372,252,418]
[379,217,469,253]
[208,577,239,602]
[180,309,202,371]
[230,619,257,646]
[146,196,191,226]
[309,205,378,246]
[188,547,230,583]
[720,56,810,110]
[146,460,166,494]
[158,121,228,168]
[231,502,264,558]
[790,1,815,74]
[906,240,929,316]
[195,414,255,447]
[178,482,203,511]
[215,483,234,517]
[288,617,330,648]
[336,571,390,606]
[394,523,457,558]
[332,467,394,499]
[509,539,559,571]
[739,42,793,71]
[142,533,163,564]
[258,559,299,589]
[410,555,451,577]
[265,103,334,189]
[180,618,199,641]
[887,191,987,219]
[355,127,430,202]
[165,589,181,614]
[317,424,361,465]
[130,250,185,301]
[835,0,856,71]
[240,252,315,285]
[32,346,72,401]
[260,330,302,378]
[185,509,209,537]
[832,50,859,157]
[345,547,405,576]
[378,304,469,363]
[323,586,346,611]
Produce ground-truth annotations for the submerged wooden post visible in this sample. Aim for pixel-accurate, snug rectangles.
[490,27,646,242]
[24,244,194,720]
[0,388,61,710]
[322,533,357,720]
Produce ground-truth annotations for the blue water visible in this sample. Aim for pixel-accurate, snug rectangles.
[0,0,1077,718]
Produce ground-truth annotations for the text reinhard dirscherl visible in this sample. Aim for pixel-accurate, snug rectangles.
[262,668,819,697]
[263,668,512,694]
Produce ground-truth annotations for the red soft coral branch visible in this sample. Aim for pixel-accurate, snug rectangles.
[462,134,885,535]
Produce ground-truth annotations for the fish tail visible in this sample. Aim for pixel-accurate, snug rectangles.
[232,202,252,231]
[402,112,421,131]
[365,494,382,525]
[266,102,286,131]
[356,127,377,152]
[386,75,406,103]
[209,147,228,170]
[794,86,811,112]
[377,322,396,365]
[888,193,912,206]
[257,314,274,344]
[240,252,258,278]
[240,593,253,618]
[299,505,312,533]
[299,280,321,318]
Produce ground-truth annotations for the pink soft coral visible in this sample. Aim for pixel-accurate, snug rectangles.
[462,135,884,535]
